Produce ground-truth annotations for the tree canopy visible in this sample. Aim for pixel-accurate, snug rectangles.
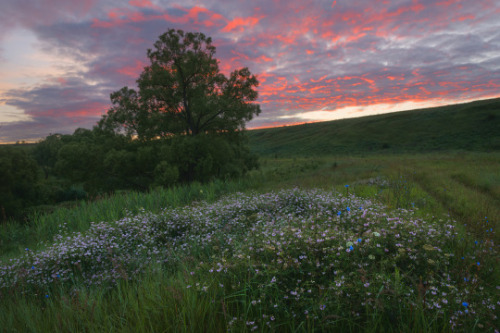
[99,29,261,140]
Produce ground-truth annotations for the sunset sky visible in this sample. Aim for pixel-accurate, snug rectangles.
[0,0,499,143]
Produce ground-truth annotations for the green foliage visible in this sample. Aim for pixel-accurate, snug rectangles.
[166,133,257,183]
[154,161,179,186]
[0,146,41,221]
[32,133,64,179]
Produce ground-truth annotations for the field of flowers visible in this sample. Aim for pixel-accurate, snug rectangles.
[1,188,498,331]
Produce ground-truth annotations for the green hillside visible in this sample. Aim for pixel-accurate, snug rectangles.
[247,97,500,156]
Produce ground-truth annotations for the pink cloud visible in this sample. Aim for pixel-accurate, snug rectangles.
[222,16,261,32]
[92,5,226,29]
[128,0,156,8]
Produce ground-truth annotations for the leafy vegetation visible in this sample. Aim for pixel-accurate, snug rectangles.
[0,147,41,221]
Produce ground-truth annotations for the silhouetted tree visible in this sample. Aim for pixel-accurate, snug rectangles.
[98,29,261,139]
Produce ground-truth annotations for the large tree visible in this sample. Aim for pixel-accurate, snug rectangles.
[99,29,261,140]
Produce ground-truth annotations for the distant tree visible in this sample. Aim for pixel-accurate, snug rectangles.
[98,29,261,139]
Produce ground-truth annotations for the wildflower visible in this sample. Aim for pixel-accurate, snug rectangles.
[45,294,49,298]
[364,282,370,288]
[373,232,381,237]
[319,304,326,310]
[357,238,362,243]
[347,207,351,212]
[349,245,354,251]
[345,185,349,188]
[477,262,480,266]
[337,211,342,216]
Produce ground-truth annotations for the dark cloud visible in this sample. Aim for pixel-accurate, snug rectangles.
[1,0,499,141]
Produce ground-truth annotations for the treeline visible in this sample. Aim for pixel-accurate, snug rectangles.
[0,128,257,222]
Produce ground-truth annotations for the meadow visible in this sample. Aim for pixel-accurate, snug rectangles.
[0,150,499,332]
[1,99,499,331]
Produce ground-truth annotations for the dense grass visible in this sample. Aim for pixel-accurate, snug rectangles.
[0,177,263,260]
[257,153,500,244]
[247,97,500,156]
[1,151,499,332]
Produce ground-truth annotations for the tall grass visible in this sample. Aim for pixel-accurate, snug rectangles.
[0,176,262,260]
[1,152,498,332]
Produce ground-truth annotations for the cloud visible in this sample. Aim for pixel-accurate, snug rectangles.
[1,77,109,142]
[1,0,499,142]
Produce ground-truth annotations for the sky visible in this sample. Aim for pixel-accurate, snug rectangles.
[0,0,499,143]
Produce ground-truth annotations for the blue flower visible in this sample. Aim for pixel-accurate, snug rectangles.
[346,207,351,212]
[345,185,349,188]
[477,262,480,266]
[45,294,49,298]
[462,302,468,307]
[337,211,341,216]
[349,245,354,251]
[357,238,362,243]
[31,266,35,270]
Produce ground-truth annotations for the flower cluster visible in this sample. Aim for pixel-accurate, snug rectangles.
[1,188,497,331]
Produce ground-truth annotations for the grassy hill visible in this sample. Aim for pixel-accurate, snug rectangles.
[247,97,500,156]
